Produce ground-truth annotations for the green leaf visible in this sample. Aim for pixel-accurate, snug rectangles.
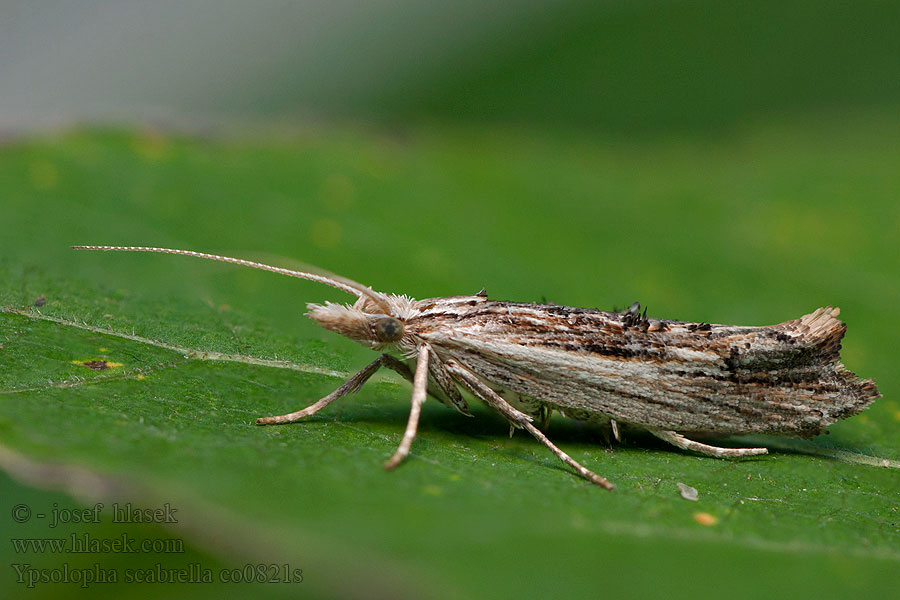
[2,120,899,599]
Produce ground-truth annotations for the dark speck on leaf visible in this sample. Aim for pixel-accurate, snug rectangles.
[33,296,46,307]
[80,360,113,371]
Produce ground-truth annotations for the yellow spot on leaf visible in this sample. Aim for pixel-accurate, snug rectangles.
[893,411,900,422]
[423,485,443,496]
[72,359,124,371]
[98,347,108,353]
[320,173,356,211]
[449,473,462,482]
[310,218,342,248]
[29,160,59,190]
[132,129,171,161]
[694,512,718,526]
[137,374,146,380]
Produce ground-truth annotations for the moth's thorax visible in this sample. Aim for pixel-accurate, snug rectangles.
[410,294,492,317]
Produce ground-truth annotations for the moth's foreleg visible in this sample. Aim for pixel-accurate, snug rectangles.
[379,353,472,417]
[256,355,388,425]
[444,360,615,490]
[375,354,415,381]
[384,345,431,470]
[651,430,768,458]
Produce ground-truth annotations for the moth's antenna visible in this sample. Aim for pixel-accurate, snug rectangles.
[72,245,392,311]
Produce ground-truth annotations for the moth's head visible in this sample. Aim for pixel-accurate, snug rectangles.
[306,295,413,349]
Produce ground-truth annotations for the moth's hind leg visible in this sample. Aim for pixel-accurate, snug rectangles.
[444,359,615,490]
[256,354,392,424]
[651,430,768,458]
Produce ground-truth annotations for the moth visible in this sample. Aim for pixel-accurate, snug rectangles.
[73,246,881,490]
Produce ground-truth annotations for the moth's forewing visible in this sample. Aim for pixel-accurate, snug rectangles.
[408,301,878,436]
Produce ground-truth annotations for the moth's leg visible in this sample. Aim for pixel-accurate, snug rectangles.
[538,405,552,431]
[377,354,414,380]
[384,345,430,470]
[256,355,387,425]
[381,353,471,417]
[445,360,615,490]
[598,417,620,447]
[651,430,768,458]
[427,353,471,416]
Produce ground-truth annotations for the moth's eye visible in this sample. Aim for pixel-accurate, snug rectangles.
[373,317,404,342]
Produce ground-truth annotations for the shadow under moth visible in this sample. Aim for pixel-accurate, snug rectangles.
[73,246,881,490]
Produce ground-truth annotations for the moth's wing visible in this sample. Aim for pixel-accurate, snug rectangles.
[418,303,878,437]
[696,306,880,434]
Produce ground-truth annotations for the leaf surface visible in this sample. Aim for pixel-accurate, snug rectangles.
[2,121,899,598]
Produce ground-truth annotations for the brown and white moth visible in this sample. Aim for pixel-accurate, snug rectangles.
[73,246,881,490]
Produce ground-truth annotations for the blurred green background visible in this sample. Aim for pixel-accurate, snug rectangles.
[1,2,898,599]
